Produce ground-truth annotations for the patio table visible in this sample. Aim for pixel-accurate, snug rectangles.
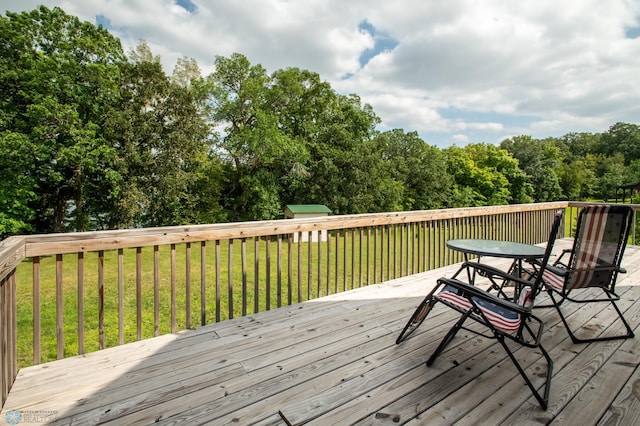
[446,238,546,297]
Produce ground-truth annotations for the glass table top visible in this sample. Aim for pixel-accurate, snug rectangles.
[446,239,545,259]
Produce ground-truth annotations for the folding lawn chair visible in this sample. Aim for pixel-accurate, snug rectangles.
[536,204,634,343]
[395,210,564,409]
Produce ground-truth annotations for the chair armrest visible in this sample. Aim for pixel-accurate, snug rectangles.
[539,262,568,277]
[437,276,530,315]
[463,261,536,289]
[529,256,569,276]
[552,248,572,267]
[570,265,625,273]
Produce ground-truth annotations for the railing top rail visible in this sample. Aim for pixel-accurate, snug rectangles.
[18,202,568,256]
[0,236,25,282]
[6,200,639,279]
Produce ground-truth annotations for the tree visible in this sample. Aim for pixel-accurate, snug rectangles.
[441,143,531,207]
[463,143,533,204]
[377,129,452,210]
[172,55,201,88]
[557,159,596,200]
[0,132,36,236]
[266,67,333,205]
[597,122,640,165]
[558,132,601,163]
[444,146,509,207]
[207,54,310,220]
[0,6,125,232]
[500,136,562,202]
[300,93,383,214]
[207,55,392,218]
[102,42,211,228]
[588,153,627,201]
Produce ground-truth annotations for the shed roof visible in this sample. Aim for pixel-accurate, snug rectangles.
[285,204,332,214]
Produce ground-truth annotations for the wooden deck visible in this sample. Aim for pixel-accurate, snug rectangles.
[2,238,640,425]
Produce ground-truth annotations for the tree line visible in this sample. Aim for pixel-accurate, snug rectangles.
[2,6,640,237]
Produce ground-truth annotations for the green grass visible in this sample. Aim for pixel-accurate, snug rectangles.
[15,230,421,368]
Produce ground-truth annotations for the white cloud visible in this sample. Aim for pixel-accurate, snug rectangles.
[1,0,639,147]
[451,134,471,144]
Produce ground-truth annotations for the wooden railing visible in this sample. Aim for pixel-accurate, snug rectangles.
[0,201,637,406]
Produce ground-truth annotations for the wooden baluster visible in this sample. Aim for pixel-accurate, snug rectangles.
[317,233,322,298]
[307,231,312,301]
[185,243,191,330]
[136,247,142,340]
[32,257,40,365]
[277,235,282,308]
[241,238,247,316]
[201,241,207,325]
[358,228,363,288]
[326,231,331,296]
[254,237,259,314]
[154,246,160,337]
[228,239,233,320]
[266,237,271,310]
[170,244,176,334]
[297,232,303,303]
[287,234,292,305]
[118,249,124,345]
[56,254,63,359]
[334,229,340,294]
[78,252,85,354]
[215,240,221,322]
[98,250,104,349]
[366,227,371,285]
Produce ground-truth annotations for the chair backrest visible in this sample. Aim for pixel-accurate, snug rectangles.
[520,209,564,307]
[566,205,633,291]
[529,210,564,304]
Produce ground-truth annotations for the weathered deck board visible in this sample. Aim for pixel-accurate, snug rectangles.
[2,238,640,425]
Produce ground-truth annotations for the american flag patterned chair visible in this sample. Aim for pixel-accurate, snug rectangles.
[396,210,563,410]
[536,204,634,343]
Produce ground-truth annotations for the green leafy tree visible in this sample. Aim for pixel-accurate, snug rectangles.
[0,6,125,232]
[190,152,230,224]
[336,136,403,213]
[0,133,36,236]
[464,143,533,204]
[597,122,640,165]
[588,153,627,201]
[624,159,640,186]
[267,67,333,205]
[443,146,503,207]
[442,143,530,207]
[103,42,210,228]
[301,94,383,214]
[207,54,310,220]
[269,71,387,215]
[208,56,386,219]
[557,158,596,200]
[559,132,601,163]
[500,136,562,202]
[377,129,452,210]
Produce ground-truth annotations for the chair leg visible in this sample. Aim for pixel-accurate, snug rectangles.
[426,312,469,366]
[498,335,553,410]
[396,295,437,344]
[550,291,634,344]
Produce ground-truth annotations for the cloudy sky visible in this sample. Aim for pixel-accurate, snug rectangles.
[2,0,640,147]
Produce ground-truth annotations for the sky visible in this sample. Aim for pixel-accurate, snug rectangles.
[2,0,640,148]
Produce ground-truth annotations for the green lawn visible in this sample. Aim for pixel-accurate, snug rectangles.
[15,230,421,368]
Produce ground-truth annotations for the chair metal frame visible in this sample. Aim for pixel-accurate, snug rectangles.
[396,210,563,410]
